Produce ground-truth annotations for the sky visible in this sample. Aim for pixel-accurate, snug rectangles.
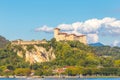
[0,0,120,46]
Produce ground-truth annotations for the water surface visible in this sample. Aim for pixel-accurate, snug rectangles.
[0,78,120,80]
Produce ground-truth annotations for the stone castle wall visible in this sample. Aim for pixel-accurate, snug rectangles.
[11,40,46,45]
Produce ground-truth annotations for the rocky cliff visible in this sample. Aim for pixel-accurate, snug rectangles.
[13,45,56,64]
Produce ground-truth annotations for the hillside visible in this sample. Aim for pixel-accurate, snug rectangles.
[0,37,120,76]
[0,35,9,48]
[93,46,120,59]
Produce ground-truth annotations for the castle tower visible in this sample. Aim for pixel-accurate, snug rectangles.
[54,28,60,41]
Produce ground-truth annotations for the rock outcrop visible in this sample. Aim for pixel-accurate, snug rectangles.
[14,45,55,64]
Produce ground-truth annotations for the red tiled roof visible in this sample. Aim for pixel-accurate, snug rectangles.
[54,28,60,30]
[65,34,70,36]
[76,35,86,37]
[58,33,67,35]
[70,34,76,36]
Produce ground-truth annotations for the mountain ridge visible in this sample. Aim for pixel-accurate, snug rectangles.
[89,42,104,47]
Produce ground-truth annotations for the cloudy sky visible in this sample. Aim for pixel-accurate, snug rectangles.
[0,0,120,46]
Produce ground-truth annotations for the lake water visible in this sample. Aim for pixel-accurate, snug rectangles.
[0,78,120,80]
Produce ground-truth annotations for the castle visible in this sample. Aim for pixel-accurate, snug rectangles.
[11,28,87,45]
[54,28,87,44]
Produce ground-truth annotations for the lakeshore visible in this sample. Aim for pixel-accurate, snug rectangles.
[1,77,120,80]
[0,75,120,79]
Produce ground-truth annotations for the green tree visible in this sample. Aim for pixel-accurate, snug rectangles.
[114,60,120,67]
[14,68,31,76]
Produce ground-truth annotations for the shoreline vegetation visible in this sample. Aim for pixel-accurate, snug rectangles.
[0,75,120,78]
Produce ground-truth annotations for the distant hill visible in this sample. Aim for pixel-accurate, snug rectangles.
[93,46,120,59]
[89,42,104,47]
[0,35,9,48]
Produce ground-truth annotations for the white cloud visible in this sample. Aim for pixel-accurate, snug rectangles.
[81,19,102,33]
[57,24,73,31]
[87,34,99,43]
[112,40,120,47]
[35,17,120,43]
[35,25,53,33]
[72,22,82,31]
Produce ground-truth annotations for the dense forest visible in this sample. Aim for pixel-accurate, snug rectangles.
[0,35,120,76]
